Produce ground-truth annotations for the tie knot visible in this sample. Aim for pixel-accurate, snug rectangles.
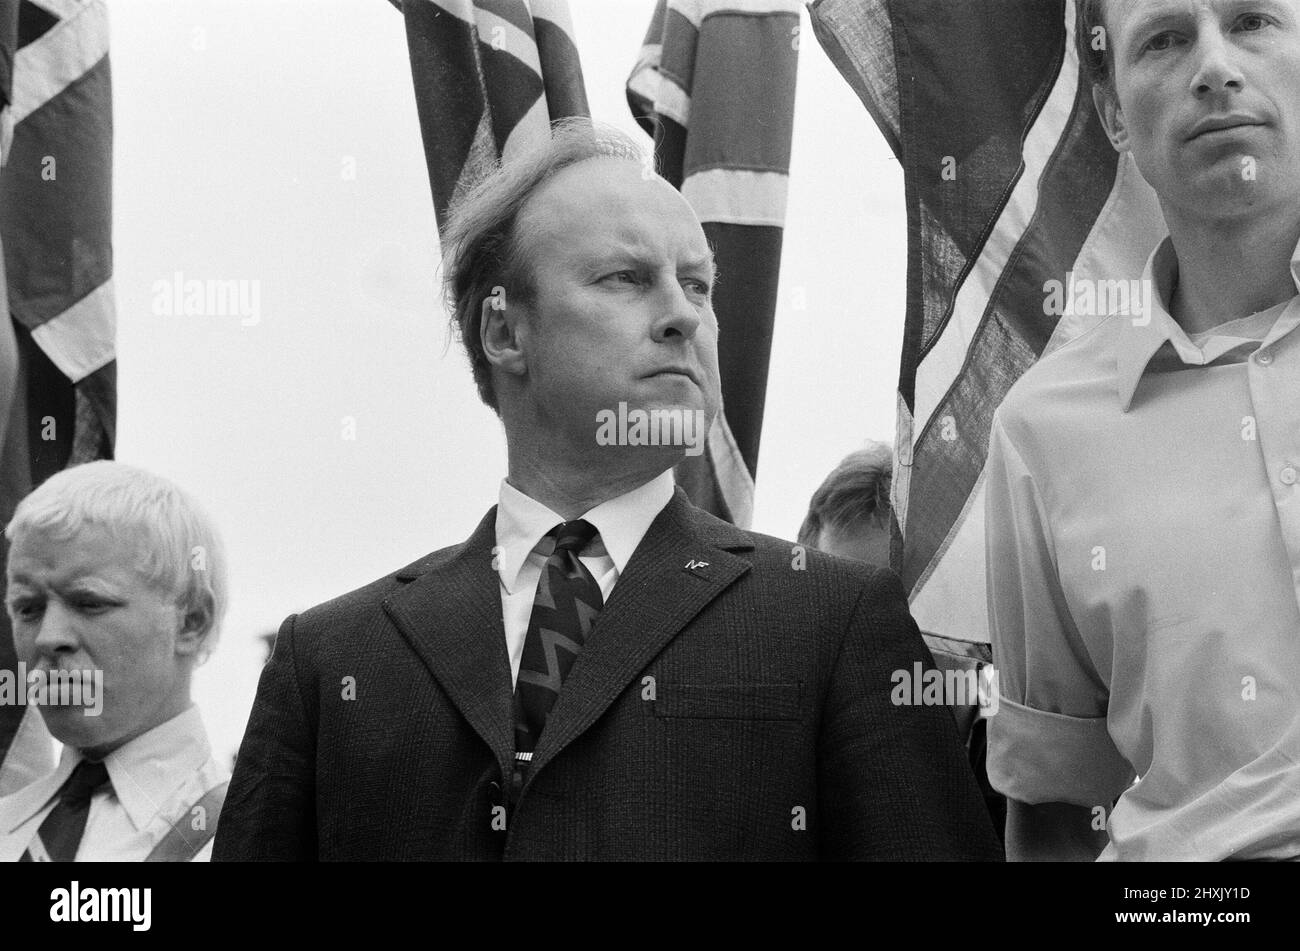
[61,759,111,805]
[551,519,598,554]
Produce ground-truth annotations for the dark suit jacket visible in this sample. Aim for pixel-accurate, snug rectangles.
[214,489,1002,861]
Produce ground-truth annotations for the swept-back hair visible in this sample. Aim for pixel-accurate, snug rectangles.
[439,118,649,413]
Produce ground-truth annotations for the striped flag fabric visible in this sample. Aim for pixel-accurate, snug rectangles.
[0,0,114,778]
[395,0,590,228]
[0,0,21,789]
[808,0,1167,643]
[1,0,14,158]
[628,0,800,527]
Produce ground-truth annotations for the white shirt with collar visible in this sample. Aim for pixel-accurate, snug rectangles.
[986,234,1300,860]
[0,705,228,862]
[494,470,676,686]
[0,707,53,797]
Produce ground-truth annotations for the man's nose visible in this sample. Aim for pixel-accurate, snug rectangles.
[1189,29,1245,97]
[652,279,702,342]
[30,603,80,658]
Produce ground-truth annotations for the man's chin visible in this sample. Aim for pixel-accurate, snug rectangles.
[591,398,715,459]
[1165,154,1280,210]
[39,709,114,751]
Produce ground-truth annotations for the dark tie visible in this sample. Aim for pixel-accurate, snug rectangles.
[512,519,604,764]
[19,759,112,862]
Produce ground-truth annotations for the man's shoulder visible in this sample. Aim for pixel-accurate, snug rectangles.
[995,313,1126,439]
[703,514,902,605]
[288,569,407,631]
[291,524,488,631]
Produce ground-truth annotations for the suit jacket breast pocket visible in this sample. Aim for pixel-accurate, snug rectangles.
[652,683,803,721]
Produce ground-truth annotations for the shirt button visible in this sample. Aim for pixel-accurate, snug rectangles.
[1283,466,1299,486]
[1256,350,1273,365]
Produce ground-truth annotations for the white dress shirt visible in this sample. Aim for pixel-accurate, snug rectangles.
[0,705,228,862]
[494,470,676,685]
[986,235,1300,860]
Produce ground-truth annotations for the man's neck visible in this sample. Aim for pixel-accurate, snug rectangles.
[505,437,674,521]
[1164,208,1300,336]
[80,697,193,761]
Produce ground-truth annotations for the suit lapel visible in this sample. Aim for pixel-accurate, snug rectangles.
[382,508,515,780]
[528,489,754,776]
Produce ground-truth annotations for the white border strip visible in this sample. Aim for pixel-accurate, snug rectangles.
[11,0,108,124]
[0,107,12,167]
[27,0,84,20]
[649,73,691,126]
[909,0,1079,443]
[29,280,116,382]
[682,168,789,227]
[530,0,580,42]
[500,96,550,163]
[1044,152,1166,355]
[908,469,991,644]
[474,7,541,74]
[668,0,801,30]
[708,412,754,528]
[424,0,476,27]
[628,64,659,112]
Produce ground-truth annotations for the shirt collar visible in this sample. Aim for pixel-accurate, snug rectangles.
[0,749,77,834]
[1116,235,1300,412]
[0,705,212,834]
[494,470,676,595]
[101,705,213,832]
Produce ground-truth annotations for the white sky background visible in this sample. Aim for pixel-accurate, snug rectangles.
[108,0,905,762]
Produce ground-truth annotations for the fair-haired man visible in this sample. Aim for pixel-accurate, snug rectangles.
[987,0,1300,860]
[0,461,230,861]
[214,120,1001,861]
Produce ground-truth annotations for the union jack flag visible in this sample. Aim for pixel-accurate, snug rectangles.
[0,0,115,786]
[809,0,1167,642]
[628,0,801,526]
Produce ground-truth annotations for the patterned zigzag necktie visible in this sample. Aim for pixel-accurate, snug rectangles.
[19,758,112,862]
[513,519,604,764]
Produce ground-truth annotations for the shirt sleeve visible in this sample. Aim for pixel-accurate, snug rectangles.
[984,410,1134,807]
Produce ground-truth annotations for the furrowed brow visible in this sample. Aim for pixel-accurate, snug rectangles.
[1125,2,1191,41]
[1225,0,1293,23]
[683,254,717,280]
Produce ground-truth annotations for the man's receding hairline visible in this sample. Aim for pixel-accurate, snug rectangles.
[510,152,654,249]
[514,157,705,268]
[519,154,670,216]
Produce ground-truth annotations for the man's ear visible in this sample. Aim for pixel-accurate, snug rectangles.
[1093,81,1129,153]
[174,590,214,658]
[479,288,528,378]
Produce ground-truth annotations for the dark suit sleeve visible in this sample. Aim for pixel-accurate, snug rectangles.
[212,614,318,861]
[816,568,1004,860]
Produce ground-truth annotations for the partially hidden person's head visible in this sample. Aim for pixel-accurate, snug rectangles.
[1080,0,1300,223]
[797,442,894,568]
[4,461,227,757]
[440,118,722,468]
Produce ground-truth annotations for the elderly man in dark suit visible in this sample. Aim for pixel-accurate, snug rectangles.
[213,120,1001,861]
